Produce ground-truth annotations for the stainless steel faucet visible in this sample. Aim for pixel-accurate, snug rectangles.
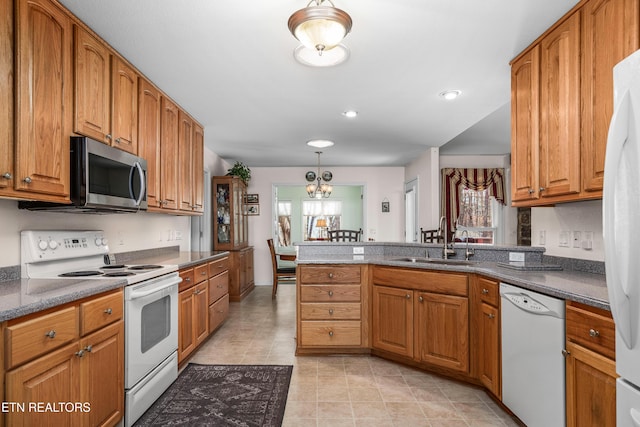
[460,230,475,261]
[439,216,455,259]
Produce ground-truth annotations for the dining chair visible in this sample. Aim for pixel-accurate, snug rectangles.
[420,228,444,243]
[328,228,362,242]
[267,239,296,299]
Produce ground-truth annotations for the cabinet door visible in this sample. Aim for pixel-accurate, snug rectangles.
[138,78,162,208]
[15,0,72,200]
[415,292,469,373]
[111,56,138,154]
[581,0,639,193]
[178,288,196,363]
[539,12,581,198]
[0,0,12,191]
[192,123,205,212]
[194,282,209,347]
[178,110,194,211]
[372,285,414,358]
[565,342,616,427]
[477,302,500,398]
[80,321,124,427]
[510,46,540,203]
[160,97,179,210]
[6,343,81,426]
[74,26,111,143]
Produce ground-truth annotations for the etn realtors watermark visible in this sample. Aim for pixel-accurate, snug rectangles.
[2,402,91,413]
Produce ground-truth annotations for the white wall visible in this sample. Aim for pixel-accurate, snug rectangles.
[531,200,604,261]
[405,147,440,231]
[247,166,405,286]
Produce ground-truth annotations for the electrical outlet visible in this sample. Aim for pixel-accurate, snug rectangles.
[538,230,546,245]
[353,247,364,254]
[572,231,582,248]
[559,231,570,247]
[175,230,182,240]
[509,252,525,262]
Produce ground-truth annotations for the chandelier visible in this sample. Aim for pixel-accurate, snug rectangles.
[288,0,353,56]
[305,151,333,198]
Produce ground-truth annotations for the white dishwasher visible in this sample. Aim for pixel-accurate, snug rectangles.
[500,283,566,427]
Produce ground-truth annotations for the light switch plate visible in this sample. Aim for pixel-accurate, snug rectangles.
[353,247,364,254]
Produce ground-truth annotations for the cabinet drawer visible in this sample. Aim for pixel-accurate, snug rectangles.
[300,303,361,320]
[373,266,468,297]
[209,294,229,332]
[566,302,615,360]
[179,268,194,292]
[300,321,361,346]
[80,290,123,336]
[300,285,361,302]
[209,257,229,277]
[6,306,78,368]
[194,263,209,284]
[300,265,361,284]
[209,271,229,304]
[476,277,499,307]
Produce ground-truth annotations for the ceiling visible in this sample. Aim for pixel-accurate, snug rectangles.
[58,0,579,167]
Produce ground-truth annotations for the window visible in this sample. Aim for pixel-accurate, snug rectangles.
[455,187,500,244]
[302,200,342,240]
[277,201,292,247]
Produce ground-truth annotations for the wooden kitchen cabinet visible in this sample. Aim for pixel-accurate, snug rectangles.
[110,57,138,153]
[372,285,414,358]
[178,268,208,364]
[213,176,249,250]
[511,0,640,206]
[0,0,13,193]
[228,246,255,301]
[297,265,368,353]
[13,0,72,202]
[159,97,180,211]
[138,78,162,208]
[178,111,204,213]
[208,257,230,333]
[565,301,617,427]
[192,124,205,213]
[470,275,501,399]
[5,289,124,427]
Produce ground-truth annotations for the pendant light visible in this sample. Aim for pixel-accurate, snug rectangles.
[288,0,353,56]
[305,151,333,198]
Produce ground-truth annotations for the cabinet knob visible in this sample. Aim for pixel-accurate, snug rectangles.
[562,349,570,357]
[418,296,423,302]
[328,273,334,279]
[185,277,191,282]
[75,350,85,358]
[486,313,495,319]
[104,308,113,315]
[106,134,112,140]
[44,330,56,339]
[539,187,545,192]
[482,288,489,294]
[83,345,92,353]
[406,294,411,299]
[23,176,32,184]
[2,172,11,179]
[589,329,600,337]
[328,331,334,337]
[328,290,334,297]
[115,137,121,143]
[528,188,535,194]
[328,308,334,315]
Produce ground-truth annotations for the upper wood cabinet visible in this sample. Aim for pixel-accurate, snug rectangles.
[159,97,180,211]
[138,78,162,208]
[510,0,640,206]
[0,0,13,192]
[192,123,205,213]
[179,110,205,214]
[74,26,139,154]
[213,176,249,250]
[14,0,72,201]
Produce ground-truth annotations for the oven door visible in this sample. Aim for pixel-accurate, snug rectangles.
[124,272,180,389]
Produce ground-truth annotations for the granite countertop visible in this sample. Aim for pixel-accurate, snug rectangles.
[296,255,609,310]
[0,250,229,323]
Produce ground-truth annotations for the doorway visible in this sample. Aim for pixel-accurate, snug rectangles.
[405,179,418,242]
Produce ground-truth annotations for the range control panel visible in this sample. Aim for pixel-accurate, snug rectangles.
[21,230,109,264]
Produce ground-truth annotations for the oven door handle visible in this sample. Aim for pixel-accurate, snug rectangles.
[129,161,146,207]
[128,278,181,300]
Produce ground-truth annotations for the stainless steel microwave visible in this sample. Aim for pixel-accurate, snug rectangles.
[19,136,147,213]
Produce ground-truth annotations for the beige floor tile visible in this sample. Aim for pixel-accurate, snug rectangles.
[318,385,350,402]
[386,401,427,419]
[351,402,392,419]
[348,386,383,402]
[317,419,355,427]
[419,401,462,419]
[354,419,395,427]
[317,402,353,419]
[284,401,318,419]
[379,386,417,402]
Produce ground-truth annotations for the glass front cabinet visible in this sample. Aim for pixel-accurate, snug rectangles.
[213,176,248,250]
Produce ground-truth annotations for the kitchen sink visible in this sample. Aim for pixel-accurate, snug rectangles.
[392,257,478,266]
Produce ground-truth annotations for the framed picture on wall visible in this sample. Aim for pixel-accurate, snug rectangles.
[245,204,260,215]
[382,201,390,212]
[245,194,259,204]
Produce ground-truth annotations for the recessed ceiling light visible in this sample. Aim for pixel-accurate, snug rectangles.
[439,90,462,100]
[342,110,358,118]
[293,44,350,67]
[307,139,335,148]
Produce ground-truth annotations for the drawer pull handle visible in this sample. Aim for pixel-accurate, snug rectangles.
[328,273,334,279]
[406,294,411,299]
[328,331,334,337]
[185,277,191,282]
[419,296,424,302]
[589,329,600,337]
[329,309,334,315]
[486,313,495,319]
[328,290,334,297]
[528,188,535,194]
[2,172,11,179]
[482,288,489,294]
[75,350,85,358]
[104,308,113,315]
[45,330,56,339]
[83,345,92,353]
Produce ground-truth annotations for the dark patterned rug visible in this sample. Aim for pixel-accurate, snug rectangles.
[134,364,293,427]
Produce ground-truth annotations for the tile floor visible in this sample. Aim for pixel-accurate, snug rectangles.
[190,284,521,427]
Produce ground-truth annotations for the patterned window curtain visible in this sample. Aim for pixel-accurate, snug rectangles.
[440,168,506,240]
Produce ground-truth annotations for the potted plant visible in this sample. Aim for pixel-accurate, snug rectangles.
[226,161,251,185]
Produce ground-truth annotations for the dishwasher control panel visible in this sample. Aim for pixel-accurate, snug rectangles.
[503,293,550,313]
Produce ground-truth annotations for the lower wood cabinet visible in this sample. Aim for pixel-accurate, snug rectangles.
[4,289,124,427]
[471,275,501,399]
[228,247,254,301]
[372,285,414,357]
[565,301,616,427]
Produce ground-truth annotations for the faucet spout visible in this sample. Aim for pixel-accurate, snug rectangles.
[439,216,455,259]
[461,230,475,261]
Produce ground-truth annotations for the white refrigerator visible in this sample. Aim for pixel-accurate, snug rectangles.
[604,48,640,427]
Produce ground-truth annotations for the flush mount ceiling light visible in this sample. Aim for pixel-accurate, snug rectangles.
[342,110,358,118]
[305,151,333,199]
[307,139,335,148]
[288,0,353,56]
[439,90,462,100]
[294,44,350,67]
